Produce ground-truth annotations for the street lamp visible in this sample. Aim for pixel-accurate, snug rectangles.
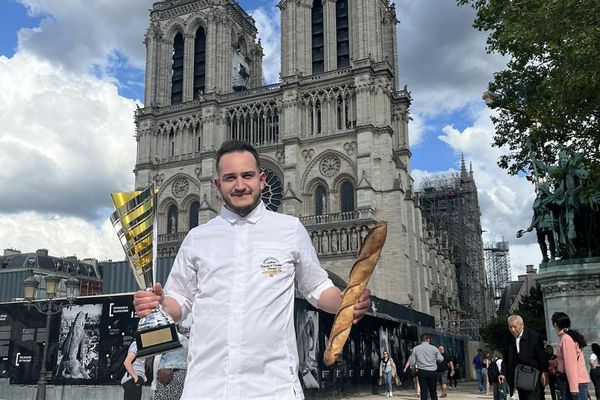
[23,271,79,400]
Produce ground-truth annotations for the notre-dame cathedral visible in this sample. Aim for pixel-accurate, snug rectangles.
[133,0,462,329]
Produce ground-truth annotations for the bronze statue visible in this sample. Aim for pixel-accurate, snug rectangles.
[517,182,557,262]
[520,149,600,260]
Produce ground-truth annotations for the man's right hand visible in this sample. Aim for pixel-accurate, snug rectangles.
[133,282,164,317]
[498,374,505,384]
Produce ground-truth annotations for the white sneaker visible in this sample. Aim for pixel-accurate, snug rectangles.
[389,392,393,397]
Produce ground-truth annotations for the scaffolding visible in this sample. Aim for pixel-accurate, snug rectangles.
[417,163,488,337]
[484,241,511,311]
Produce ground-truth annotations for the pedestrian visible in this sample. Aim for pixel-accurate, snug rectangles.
[483,351,491,395]
[589,343,600,400]
[436,345,450,398]
[489,350,508,400]
[545,344,558,400]
[154,327,189,400]
[404,354,421,398]
[498,315,548,400]
[551,311,590,400]
[473,348,484,393]
[448,354,459,389]
[133,140,372,399]
[379,350,397,397]
[121,341,146,400]
[409,334,443,400]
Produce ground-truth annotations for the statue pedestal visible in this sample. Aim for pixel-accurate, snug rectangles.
[537,257,600,346]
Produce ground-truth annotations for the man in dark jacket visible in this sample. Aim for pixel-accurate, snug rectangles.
[499,315,548,400]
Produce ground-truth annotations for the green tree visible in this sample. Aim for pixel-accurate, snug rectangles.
[513,281,547,341]
[482,318,508,350]
[458,0,600,190]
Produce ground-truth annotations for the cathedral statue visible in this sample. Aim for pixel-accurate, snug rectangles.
[519,149,600,260]
[517,183,557,262]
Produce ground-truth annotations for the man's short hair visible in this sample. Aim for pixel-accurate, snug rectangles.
[508,315,524,325]
[421,334,431,342]
[215,140,261,173]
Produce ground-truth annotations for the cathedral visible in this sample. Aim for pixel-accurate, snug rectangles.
[133,0,462,329]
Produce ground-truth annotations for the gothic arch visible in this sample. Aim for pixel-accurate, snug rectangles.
[259,157,283,179]
[332,173,357,192]
[300,149,356,190]
[163,18,187,43]
[185,14,208,36]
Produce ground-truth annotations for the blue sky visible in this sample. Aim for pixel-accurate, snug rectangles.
[0,0,540,274]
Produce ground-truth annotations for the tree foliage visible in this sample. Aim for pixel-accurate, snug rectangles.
[482,318,508,350]
[513,281,547,341]
[458,0,600,188]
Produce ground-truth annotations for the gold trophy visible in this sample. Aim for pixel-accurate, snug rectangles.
[110,184,181,357]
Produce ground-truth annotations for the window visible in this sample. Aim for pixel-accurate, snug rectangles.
[193,26,206,99]
[167,205,178,233]
[315,185,327,215]
[336,0,349,68]
[171,33,184,104]
[311,0,324,74]
[340,181,354,212]
[189,201,200,229]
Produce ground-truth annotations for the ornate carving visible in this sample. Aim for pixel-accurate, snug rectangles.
[153,173,165,187]
[275,150,285,164]
[343,141,357,156]
[320,156,341,178]
[194,167,202,180]
[302,149,315,162]
[172,177,189,198]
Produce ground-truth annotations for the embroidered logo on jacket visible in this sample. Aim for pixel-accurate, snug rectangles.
[260,257,283,276]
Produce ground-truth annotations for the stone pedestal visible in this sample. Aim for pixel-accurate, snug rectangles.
[537,257,600,347]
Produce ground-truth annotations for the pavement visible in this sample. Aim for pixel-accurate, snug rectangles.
[329,383,557,399]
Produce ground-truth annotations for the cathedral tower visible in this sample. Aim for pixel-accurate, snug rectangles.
[133,0,461,324]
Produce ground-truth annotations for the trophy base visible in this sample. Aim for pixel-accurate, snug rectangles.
[135,323,182,358]
[134,306,182,358]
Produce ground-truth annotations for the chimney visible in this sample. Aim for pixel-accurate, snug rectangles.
[3,248,21,256]
[36,249,49,256]
[526,264,537,274]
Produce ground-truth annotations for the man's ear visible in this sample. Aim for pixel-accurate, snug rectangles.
[258,171,267,191]
[214,177,221,191]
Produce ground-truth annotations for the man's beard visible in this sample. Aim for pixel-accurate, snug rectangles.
[224,193,261,217]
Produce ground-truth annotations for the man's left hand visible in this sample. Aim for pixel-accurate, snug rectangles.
[352,288,371,324]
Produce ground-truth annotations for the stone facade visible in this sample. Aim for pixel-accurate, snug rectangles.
[133,0,460,326]
[537,258,600,348]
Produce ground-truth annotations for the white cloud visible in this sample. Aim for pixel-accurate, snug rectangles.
[0,51,136,258]
[248,2,281,85]
[395,0,507,117]
[16,0,152,73]
[0,212,124,261]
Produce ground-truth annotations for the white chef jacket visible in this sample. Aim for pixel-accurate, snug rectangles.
[164,201,334,399]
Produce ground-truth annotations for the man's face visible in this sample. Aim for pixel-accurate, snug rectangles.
[215,151,265,217]
[508,319,524,338]
[439,346,445,353]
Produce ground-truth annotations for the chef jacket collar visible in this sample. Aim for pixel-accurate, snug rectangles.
[221,201,266,224]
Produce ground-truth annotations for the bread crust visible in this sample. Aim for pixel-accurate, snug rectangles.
[323,221,387,366]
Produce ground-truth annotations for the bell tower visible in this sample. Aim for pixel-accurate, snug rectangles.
[143,0,264,107]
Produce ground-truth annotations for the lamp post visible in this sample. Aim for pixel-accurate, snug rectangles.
[23,271,80,400]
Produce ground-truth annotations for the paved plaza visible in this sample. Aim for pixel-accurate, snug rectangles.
[329,384,559,400]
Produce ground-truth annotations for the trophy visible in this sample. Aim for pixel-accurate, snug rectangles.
[110,184,181,357]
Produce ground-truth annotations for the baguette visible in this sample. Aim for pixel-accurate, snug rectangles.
[323,221,387,366]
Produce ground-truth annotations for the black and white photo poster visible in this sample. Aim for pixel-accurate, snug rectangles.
[296,308,319,389]
[55,304,102,380]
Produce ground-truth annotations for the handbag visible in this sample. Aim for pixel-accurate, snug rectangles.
[393,375,401,386]
[514,364,539,391]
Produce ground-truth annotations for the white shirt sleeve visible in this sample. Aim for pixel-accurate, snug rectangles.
[164,233,198,322]
[293,219,334,308]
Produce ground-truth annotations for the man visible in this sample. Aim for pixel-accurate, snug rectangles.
[499,315,548,400]
[133,140,371,399]
[473,348,484,393]
[437,345,450,398]
[409,334,443,400]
